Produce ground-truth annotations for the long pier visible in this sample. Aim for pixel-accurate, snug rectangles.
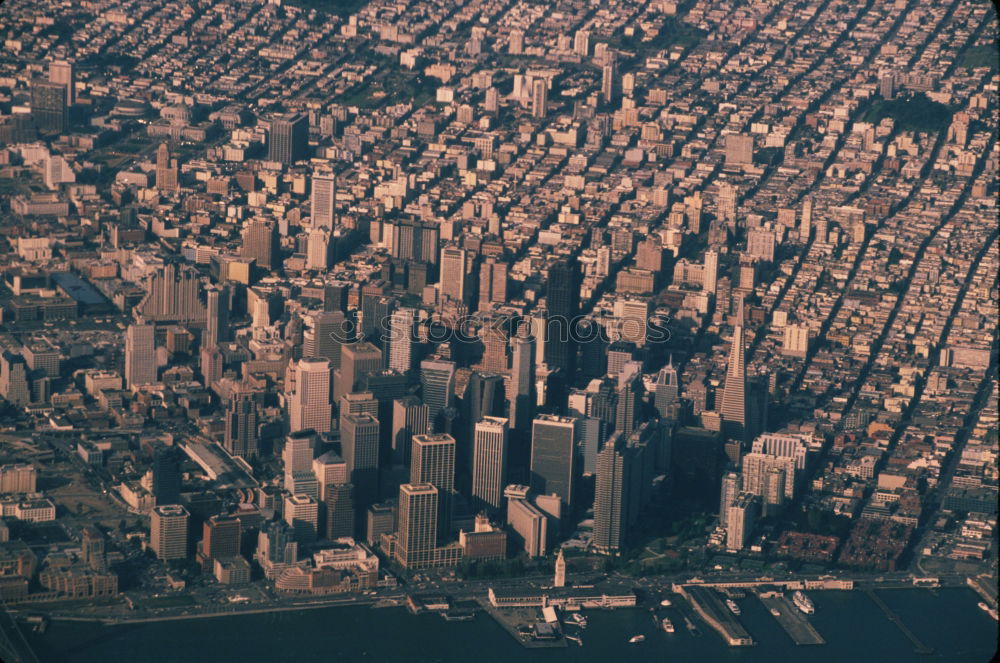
[759,595,825,646]
[865,589,933,655]
[682,586,754,647]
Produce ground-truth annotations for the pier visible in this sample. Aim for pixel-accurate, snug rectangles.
[759,595,825,646]
[682,586,754,646]
[865,589,933,655]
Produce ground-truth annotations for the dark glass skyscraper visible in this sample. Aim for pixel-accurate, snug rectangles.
[545,259,581,385]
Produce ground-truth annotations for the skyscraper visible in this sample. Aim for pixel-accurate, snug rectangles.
[411,433,456,537]
[439,246,468,303]
[388,307,416,374]
[125,323,157,389]
[592,433,633,555]
[151,444,182,505]
[530,415,579,508]
[471,417,509,512]
[601,54,617,105]
[396,483,439,568]
[703,250,719,295]
[531,78,547,119]
[311,172,337,230]
[151,505,189,561]
[204,285,229,349]
[719,470,740,530]
[392,396,430,467]
[268,113,308,165]
[545,259,580,381]
[289,357,332,434]
[719,297,748,443]
[196,515,241,571]
[31,80,67,134]
[508,335,536,431]
[48,60,74,105]
[241,218,279,271]
[0,352,29,407]
[283,493,319,544]
[341,413,380,512]
[573,30,590,57]
[420,358,456,430]
[224,390,259,458]
[654,356,680,417]
[303,310,351,369]
[337,342,382,401]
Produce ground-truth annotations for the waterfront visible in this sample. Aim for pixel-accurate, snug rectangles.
[24,588,997,663]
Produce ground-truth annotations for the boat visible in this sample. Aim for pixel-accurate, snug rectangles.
[978,602,989,611]
[661,617,675,633]
[793,590,815,615]
[660,599,672,607]
[628,635,646,644]
[770,608,781,617]
[568,612,588,627]
[726,599,741,616]
[565,634,583,646]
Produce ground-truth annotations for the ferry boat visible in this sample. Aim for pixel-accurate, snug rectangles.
[793,590,815,615]
[629,635,646,644]
[568,612,588,628]
[770,608,781,617]
[660,599,672,607]
[661,617,675,633]
[726,599,741,616]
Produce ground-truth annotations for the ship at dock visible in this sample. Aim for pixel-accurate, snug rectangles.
[661,617,675,633]
[793,591,815,615]
[726,599,741,616]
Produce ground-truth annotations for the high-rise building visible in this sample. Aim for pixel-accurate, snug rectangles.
[204,286,229,348]
[137,264,206,324]
[151,505,189,561]
[337,342,382,401]
[81,526,106,571]
[306,228,331,271]
[196,515,241,571]
[506,491,549,557]
[31,80,67,134]
[341,413,380,511]
[614,363,643,434]
[763,466,786,517]
[719,471,740,530]
[719,298,748,443]
[703,250,719,295]
[725,493,759,551]
[509,30,524,55]
[471,417,509,512]
[396,483,438,568]
[573,30,590,57]
[48,60,74,105]
[151,444,182,505]
[800,197,813,240]
[304,310,351,369]
[508,334,536,431]
[531,78,547,119]
[654,357,680,417]
[478,257,508,308]
[325,482,354,539]
[283,493,319,544]
[410,433,455,537]
[311,172,337,230]
[592,433,634,555]
[155,142,179,192]
[268,113,308,165]
[392,396,429,467]
[289,357,332,434]
[718,183,737,222]
[224,391,259,458]
[601,54,617,104]
[545,260,580,381]
[125,323,157,389]
[241,218,279,271]
[529,415,579,508]
[388,307,416,373]
[421,358,456,430]
[439,246,469,303]
[0,352,30,407]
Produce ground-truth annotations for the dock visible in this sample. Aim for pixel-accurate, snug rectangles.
[682,586,754,646]
[477,599,567,649]
[759,595,825,646]
[864,589,933,655]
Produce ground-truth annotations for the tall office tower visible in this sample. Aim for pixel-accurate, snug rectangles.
[463,372,505,470]
[155,142,179,192]
[307,228,331,271]
[763,467,786,517]
[268,113,308,165]
[289,357,332,434]
[0,352,29,407]
[125,323,157,389]
[137,264,206,324]
[472,417,509,512]
[337,342,382,401]
[304,310,350,369]
[879,72,896,99]
[224,391,259,458]
[575,416,603,475]
[577,318,608,380]
[752,432,810,469]
[151,505,189,561]
[574,29,590,56]
[311,172,337,230]
[257,520,297,573]
[31,80,67,134]
[341,413,380,511]
[782,324,809,358]
[719,298,748,443]
[718,183,737,222]
[654,356,680,417]
[530,415,579,509]
[325,483,355,539]
[410,434,456,497]
[284,493,319,544]
[151,444,182,505]
[204,286,229,348]
[800,196,813,240]
[420,358,456,430]
[339,392,378,430]
[607,341,635,377]
[601,54,617,104]
[196,515,241,571]
[741,449,796,501]
[396,483,439,568]
[313,450,348,501]
[479,320,510,374]
[738,254,757,293]
[388,307,416,373]
[719,470,740,530]
[478,257,508,308]
[614,363,643,434]
[48,60,74,105]
[241,218,279,270]
[439,246,469,303]
[283,430,315,485]
[703,249,719,295]
[509,29,524,55]
[546,259,580,381]
[81,526,106,571]
[484,86,499,113]
[361,294,393,342]
[614,297,651,347]
[531,78,547,119]
[725,133,754,167]
[508,335,536,431]
[392,396,430,467]
[593,433,634,555]
[725,493,759,551]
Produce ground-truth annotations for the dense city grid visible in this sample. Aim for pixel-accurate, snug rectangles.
[0,0,996,653]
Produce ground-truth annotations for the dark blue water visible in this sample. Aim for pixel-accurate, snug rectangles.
[25,588,998,663]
